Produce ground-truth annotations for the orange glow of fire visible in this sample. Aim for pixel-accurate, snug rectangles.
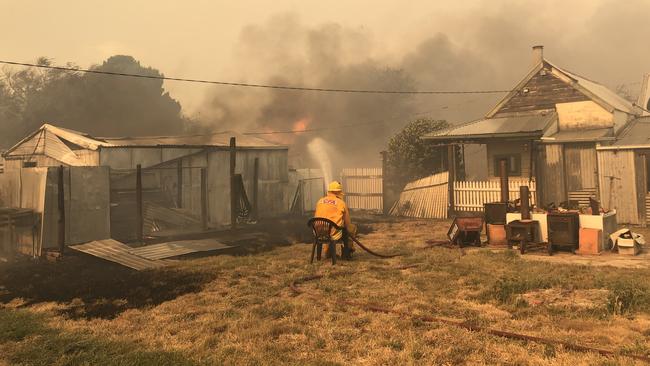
[293,117,310,132]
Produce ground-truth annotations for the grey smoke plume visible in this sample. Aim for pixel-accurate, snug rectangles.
[197,1,650,168]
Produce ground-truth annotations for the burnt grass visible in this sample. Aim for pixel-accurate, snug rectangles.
[0,255,216,319]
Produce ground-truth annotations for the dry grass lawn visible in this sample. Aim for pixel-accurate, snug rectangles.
[2,215,650,365]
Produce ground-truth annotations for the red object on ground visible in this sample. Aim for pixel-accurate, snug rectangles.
[487,224,507,247]
[578,227,602,255]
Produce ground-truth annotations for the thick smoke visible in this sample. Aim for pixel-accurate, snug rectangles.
[197,1,650,170]
[198,14,497,169]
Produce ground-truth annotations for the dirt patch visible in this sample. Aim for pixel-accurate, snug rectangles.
[520,288,610,309]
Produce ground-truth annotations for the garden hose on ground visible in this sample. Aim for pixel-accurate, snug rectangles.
[348,235,401,258]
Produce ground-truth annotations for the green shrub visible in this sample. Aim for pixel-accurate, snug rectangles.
[606,280,650,315]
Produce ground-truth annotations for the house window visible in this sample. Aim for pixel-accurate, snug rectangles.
[23,161,37,168]
[493,154,521,177]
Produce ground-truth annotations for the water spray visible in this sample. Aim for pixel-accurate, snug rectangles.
[307,137,334,185]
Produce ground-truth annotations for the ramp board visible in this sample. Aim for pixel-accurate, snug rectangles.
[70,239,166,271]
[129,239,235,260]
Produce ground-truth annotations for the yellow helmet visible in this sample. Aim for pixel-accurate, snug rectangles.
[328,181,343,192]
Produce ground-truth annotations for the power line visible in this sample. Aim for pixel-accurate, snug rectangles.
[0,59,511,95]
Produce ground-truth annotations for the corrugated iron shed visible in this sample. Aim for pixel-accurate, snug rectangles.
[424,113,556,141]
[3,124,286,162]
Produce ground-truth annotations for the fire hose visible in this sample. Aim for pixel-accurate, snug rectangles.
[349,235,401,258]
[289,270,650,363]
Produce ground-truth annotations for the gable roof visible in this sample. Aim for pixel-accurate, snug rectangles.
[3,124,112,157]
[423,113,557,141]
[486,60,640,118]
[3,124,114,165]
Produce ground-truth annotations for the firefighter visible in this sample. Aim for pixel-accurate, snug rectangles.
[314,181,357,259]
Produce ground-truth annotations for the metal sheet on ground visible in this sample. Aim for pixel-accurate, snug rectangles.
[129,239,235,260]
[70,239,166,271]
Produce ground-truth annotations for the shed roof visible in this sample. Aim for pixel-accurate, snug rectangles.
[423,113,556,141]
[4,124,285,160]
[100,131,284,149]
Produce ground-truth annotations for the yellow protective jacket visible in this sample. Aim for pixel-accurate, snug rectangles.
[314,192,351,239]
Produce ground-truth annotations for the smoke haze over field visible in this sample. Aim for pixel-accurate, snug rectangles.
[3,0,650,167]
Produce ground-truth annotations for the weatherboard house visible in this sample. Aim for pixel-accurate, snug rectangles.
[424,45,650,224]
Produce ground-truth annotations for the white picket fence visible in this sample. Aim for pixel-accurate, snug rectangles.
[454,178,536,212]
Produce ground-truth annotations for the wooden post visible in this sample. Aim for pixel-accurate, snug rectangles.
[381,151,388,215]
[447,144,456,217]
[200,168,208,230]
[499,158,509,203]
[457,145,466,181]
[136,164,143,243]
[252,157,259,220]
[57,165,65,254]
[177,160,183,208]
[561,144,569,203]
[229,137,237,230]
[528,140,535,183]
[533,141,544,207]
[520,185,531,220]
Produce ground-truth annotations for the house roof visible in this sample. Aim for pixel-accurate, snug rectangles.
[599,116,650,149]
[487,60,639,118]
[430,56,640,143]
[423,113,556,141]
[548,61,638,115]
[541,127,615,143]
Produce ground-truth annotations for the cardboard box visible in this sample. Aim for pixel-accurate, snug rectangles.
[618,237,640,256]
[618,245,640,256]
[578,228,602,255]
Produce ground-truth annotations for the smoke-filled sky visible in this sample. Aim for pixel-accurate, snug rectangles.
[3,0,650,166]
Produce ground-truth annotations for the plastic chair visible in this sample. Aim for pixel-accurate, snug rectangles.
[307,217,345,265]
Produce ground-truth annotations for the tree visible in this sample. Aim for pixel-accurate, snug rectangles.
[0,56,187,148]
[385,119,449,189]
